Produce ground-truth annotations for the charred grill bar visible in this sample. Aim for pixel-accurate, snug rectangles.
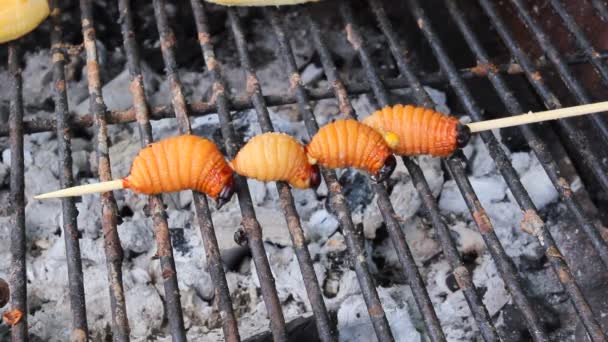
[4,0,608,341]
[3,51,608,138]
[226,6,335,341]
[338,1,500,340]
[118,0,189,340]
[79,1,131,340]
[8,42,27,342]
[443,1,608,340]
[50,0,89,339]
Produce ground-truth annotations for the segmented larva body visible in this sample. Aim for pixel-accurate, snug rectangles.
[306,119,393,176]
[0,0,50,43]
[362,104,464,157]
[123,135,233,198]
[230,133,317,189]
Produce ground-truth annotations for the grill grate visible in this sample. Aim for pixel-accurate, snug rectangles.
[5,0,608,341]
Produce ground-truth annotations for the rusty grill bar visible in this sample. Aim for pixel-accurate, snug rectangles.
[3,51,608,138]
[79,1,132,340]
[49,0,89,339]
[8,42,27,342]
[5,0,608,341]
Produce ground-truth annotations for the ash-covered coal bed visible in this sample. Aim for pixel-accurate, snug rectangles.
[0,0,607,341]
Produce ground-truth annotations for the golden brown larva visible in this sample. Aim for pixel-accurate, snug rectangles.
[362,104,470,157]
[35,135,235,208]
[306,119,397,182]
[229,132,320,189]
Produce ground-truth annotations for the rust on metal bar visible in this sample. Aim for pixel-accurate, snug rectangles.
[50,0,89,337]
[2,49,608,138]
[186,5,289,340]
[228,7,336,340]
[269,7,397,342]
[80,1,130,340]
[8,41,28,342]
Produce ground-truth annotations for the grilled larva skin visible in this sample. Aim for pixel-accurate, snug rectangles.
[363,104,460,157]
[0,0,50,43]
[123,135,233,198]
[306,119,392,176]
[230,133,314,189]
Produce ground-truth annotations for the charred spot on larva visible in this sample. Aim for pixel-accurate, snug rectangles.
[216,177,236,210]
[456,123,471,149]
[371,154,396,183]
[309,164,321,190]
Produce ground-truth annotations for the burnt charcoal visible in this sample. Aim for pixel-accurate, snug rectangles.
[243,316,325,342]
[499,300,561,341]
[338,169,374,212]
[574,282,608,342]
[169,228,190,255]
[518,252,547,271]
[499,125,531,153]
[445,271,460,292]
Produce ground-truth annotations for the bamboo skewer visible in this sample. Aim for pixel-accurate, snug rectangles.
[33,179,124,199]
[466,100,608,133]
[33,101,608,199]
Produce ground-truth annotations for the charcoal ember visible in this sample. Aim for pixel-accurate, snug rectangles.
[337,169,374,212]
[169,228,191,255]
[574,283,608,342]
[499,300,560,342]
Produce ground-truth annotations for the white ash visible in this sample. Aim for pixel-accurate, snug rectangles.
[0,16,572,341]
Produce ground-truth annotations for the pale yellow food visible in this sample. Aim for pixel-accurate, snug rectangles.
[205,0,319,6]
[230,133,315,188]
[0,0,50,43]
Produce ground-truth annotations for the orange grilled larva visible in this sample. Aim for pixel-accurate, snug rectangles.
[35,135,236,208]
[362,104,471,157]
[229,133,320,189]
[124,135,234,198]
[306,119,398,182]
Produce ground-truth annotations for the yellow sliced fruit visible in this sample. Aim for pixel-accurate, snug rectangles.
[0,0,50,44]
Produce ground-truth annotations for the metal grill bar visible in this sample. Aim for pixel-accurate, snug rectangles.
[444,1,608,340]
[396,0,553,340]
[2,51,608,138]
[49,1,89,338]
[146,0,243,341]
[264,8,396,342]
[117,0,189,340]
[333,4,451,341]
[7,42,28,342]
[509,0,608,146]
[151,0,289,340]
[186,2,290,340]
[226,8,335,342]
[550,0,608,85]
[363,1,500,340]
[309,4,498,340]
[79,1,131,340]
[477,0,608,271]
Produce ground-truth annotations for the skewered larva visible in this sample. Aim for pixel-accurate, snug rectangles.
[35,135,235,208]
[0,0,50,44]
[306,119,398,182]
[229,132,320,189]
[205,0,319,6]
[362,104,471,157]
